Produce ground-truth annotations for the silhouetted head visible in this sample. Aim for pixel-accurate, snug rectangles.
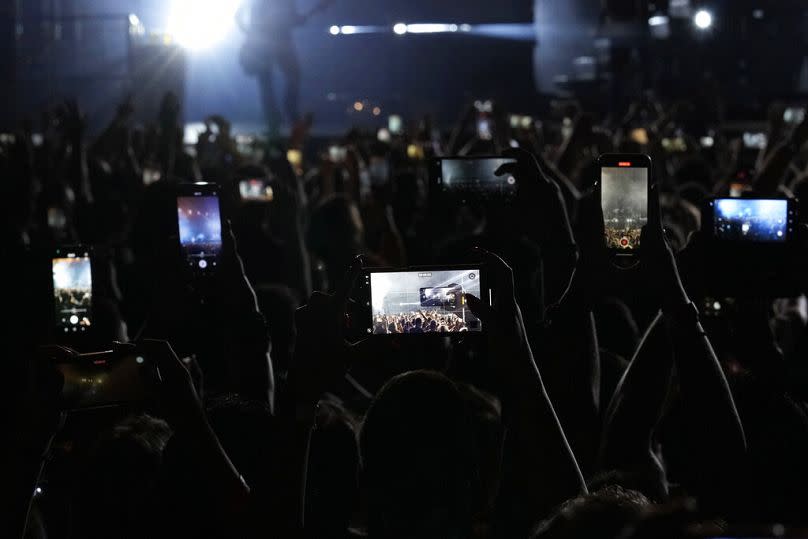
[360,370,476,539]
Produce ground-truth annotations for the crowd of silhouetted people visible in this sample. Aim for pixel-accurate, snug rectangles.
[7,85,808,539]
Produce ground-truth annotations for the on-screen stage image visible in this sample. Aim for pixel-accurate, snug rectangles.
[369,269,483,334]
[714,199,789,242]
[52,255,92,331]
[601,167,648,249]
[177,195,223,266]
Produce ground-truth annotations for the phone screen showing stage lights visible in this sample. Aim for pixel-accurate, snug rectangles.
[52,251,92,333]
[601,166,648,250]
[368,269,483,335]
[713,198,789,243]
[177,192,222,271]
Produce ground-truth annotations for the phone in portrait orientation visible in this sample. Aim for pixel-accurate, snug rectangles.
[239,178,274,202]
[598,154,651,254]
[431,156,518,204]
[177,183,223,274]
[784,107,806,125]
[705,197,795,244]
[52,247,93,335]
[351,266,489,337]
[52,350,153,411]
[388,115,403,135]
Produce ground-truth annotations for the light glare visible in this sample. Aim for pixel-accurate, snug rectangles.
[694,9,713,30]
[393,23,407,35]
[167,0,241,51]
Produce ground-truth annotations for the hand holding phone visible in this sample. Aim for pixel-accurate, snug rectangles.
[432,156,518,203]
[706,198,794,243]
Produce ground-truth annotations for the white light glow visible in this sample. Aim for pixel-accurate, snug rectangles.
[648,15,669,27]
[340,25,357,34]
[393,22,407,35]
[329,25,340,35]
[167,0,241,51]
[406,23,455,34]
[694,10,713,30]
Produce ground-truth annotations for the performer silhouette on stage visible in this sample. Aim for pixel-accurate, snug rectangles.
[237,0,331,136]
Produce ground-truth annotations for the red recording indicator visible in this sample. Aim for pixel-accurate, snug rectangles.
[618,161,632,167]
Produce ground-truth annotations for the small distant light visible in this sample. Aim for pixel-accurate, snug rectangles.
[648,15,669,27]
[329,25,340,35]
[128,13,140,26]
[353,101,364,111]
[340,25,356,34]
[713,301,721,311]
[459,24,472,32]
[752,9,764,19]
[135,356,145,364]
[372,106,381,116]
[393,22,407,35]
[35,487,43,494]
[449,24,458,32]
[694,10,713,30]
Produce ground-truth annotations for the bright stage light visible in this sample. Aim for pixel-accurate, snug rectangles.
[329,25,340,35]
[340,25,357,34]
[693,9,713,30]
[167,0,241,51]
[393,23,407,35]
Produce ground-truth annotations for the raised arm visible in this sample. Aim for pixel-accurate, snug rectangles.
[754,114,808,195]
[467,251,586,537]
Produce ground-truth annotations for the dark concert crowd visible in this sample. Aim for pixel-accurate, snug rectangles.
[7,2,808,539]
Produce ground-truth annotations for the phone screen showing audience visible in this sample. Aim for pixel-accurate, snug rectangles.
[436,157,517,201]
[177,187,222,273]
[366,268,484,335]
[599,155,650,252]
[711,198,792,243]
[52,249,92,334]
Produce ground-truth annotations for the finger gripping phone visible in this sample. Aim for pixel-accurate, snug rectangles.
[177,183,223,274]
[598,154,651,253]
[52,248,93,334]
[352,265,489,336]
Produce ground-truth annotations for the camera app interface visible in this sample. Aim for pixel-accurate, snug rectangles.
[439,158,517,199]
[601,166,648,250]
[58,354,146,409]
[714,198,789,242]
[52,252,92,333]
[177,194,222,270]
[239,179,274,201]
[369,269,483,334]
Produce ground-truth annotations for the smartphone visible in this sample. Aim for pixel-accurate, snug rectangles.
[329,145,348,163]
[388,115,403,135]
[661,137,687,153]
[630,128,649,146]
[354,266,488,336]
[177,183,223,273]
[598,154,651,253]
[707,197,795,243]
[784,107,806,125]
[239,178,274,202]
[477,116,493,140]
[743,132,767,150]
[54,350,152,410]
[52,248,92,334]
[432,156,517,202]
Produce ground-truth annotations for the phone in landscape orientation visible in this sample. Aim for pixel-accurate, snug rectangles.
[784,107,806,125]
[329,145,348,163]
[743,131,767,150]
[177,183,223,273]
[598,154,651,253]
[52,248,92,334]
[432,156,518,202]
[53,350,152,410]
[239,178,274,202]
[706,197,795,243]
[353,266,489,336]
